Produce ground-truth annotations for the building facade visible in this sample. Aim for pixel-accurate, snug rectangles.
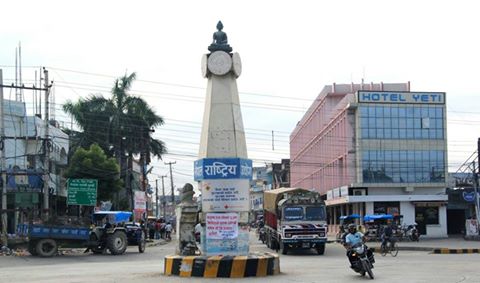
[1,100,69,233]
[290,83,448,237]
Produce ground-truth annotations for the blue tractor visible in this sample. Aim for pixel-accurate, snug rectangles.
[19,211,146,257]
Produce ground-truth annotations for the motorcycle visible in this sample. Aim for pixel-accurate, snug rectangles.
[349,243,375,279]
[258,227,266,244]
[406,224,419,242]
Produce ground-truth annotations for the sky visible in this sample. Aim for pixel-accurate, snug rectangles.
[1,0,480,195]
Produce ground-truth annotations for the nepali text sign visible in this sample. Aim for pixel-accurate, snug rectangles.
[201,179,249,212]
[67,179,97,206]
[358,91,445,104]
[206,213,238,239]
[194,158,252,181]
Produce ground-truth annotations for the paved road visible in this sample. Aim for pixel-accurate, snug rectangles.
[1,237,480,283]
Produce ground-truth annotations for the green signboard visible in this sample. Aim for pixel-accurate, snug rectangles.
[67,179,98,206]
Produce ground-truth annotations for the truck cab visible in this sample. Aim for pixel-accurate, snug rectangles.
[264,188,328,255]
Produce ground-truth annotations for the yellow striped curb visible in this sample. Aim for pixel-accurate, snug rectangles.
[432,248,480,254]
[164,252,280,277]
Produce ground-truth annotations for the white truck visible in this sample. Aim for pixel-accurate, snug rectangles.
[263,188,328,255]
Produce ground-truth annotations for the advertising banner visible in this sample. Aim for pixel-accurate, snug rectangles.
[201,179,249,212]
[134,191,147,210]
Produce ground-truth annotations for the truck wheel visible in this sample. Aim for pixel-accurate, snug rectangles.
[36,239,58,257]
[28,241,38,256]
[107,231,128,255]
[138,230,146,253]
[316,243,325,255]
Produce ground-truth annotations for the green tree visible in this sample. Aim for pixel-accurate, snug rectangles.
[64,144,123,202]
[63,72,167,163]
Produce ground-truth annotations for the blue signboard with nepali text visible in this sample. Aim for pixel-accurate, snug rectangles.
[194,158,252,181]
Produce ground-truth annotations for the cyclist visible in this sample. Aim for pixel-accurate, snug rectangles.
[381,221,395,251]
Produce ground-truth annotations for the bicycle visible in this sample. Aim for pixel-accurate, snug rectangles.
[380,239,398,257]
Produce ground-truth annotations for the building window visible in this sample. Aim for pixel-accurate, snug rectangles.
[374,202,400,215]
[362,150,445,183]
[415,206,439,225]
[358,105,444,140]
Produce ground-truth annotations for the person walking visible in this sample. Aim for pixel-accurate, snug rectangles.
[165,222,173,241]
[155,220,161,240]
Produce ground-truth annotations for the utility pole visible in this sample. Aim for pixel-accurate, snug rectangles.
[43,68,50,221]
[1,69,8,247]
[165,161,176,206]
[155,179,159,218]
[161,175,167,218]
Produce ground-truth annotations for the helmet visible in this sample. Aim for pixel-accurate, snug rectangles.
[348,224,357,232]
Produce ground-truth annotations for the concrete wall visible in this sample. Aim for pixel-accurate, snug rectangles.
[400,201,416,225]
[426,205,448,238]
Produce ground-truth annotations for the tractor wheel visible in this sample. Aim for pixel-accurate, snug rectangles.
[107,231,128,255]
[35,239,58,257]
[138,230,146,253]
[28,241,38,256]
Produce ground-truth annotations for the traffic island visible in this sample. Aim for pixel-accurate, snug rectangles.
[164,252,280,278]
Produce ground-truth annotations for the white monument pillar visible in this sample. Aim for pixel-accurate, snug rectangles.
[194,21,252,256]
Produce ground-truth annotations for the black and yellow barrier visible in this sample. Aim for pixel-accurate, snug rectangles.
[164,253,280,277]
[432,248,480,254]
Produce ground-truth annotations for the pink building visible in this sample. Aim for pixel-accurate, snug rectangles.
[290,82,449,238]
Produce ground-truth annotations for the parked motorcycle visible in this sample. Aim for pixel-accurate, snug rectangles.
[407,224,419,242]
[348,243,375,279]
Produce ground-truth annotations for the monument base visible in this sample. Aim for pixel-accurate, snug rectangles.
[164,252,280,278]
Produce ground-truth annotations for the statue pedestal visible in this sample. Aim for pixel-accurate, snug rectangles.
[175,203,198,255]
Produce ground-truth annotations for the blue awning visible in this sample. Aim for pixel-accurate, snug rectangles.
[339,214,361,220]
[363,214,393,222]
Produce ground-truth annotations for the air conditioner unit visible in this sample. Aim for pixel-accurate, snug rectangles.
[405,187,414,192]
[353,189,365,196]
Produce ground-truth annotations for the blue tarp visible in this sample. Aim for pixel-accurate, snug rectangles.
[92,211,133,223]
[339,214,361,220]
[363,214,394,222]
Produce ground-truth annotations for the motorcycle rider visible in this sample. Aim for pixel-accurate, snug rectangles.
[344,223,375,270]
[344,224,366,267]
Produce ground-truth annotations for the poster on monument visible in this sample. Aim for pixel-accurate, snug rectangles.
[204,213,249,256]
[201,179,249,212]
[206,213,238,239]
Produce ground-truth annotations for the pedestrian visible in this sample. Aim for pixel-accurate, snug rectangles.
[148,220,155,240]
[160,221,166,239]
[155,220,161,240]
[165,222,173,241]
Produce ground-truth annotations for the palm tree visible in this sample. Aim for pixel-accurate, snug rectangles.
[63,73,167,208]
